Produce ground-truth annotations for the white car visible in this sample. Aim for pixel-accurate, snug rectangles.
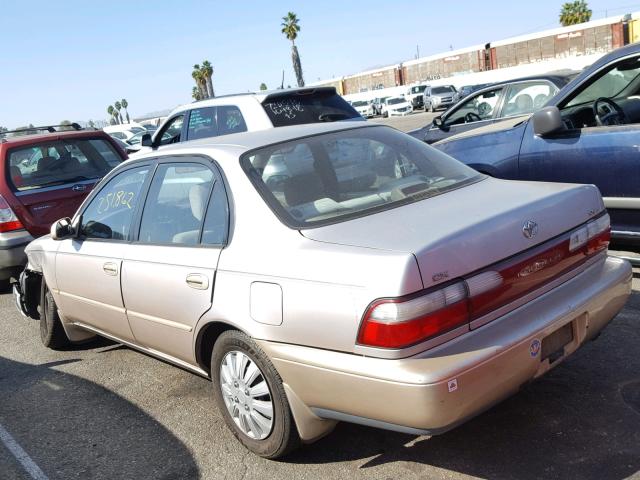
[131,87,362,157]
[103,123,147,142]
[383,96,413,117]
[351,100,375,118]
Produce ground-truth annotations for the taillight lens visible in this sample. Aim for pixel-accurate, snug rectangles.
[358,213,611,349]
[0,194,24,233]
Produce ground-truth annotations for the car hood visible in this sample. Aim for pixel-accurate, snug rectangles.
[436,115,530,144]
[388,102,411,109]
[301,177,603,289]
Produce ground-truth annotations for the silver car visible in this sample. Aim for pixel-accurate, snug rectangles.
[14,122,631,458]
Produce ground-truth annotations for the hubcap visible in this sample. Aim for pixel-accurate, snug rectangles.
[219,351,274,440]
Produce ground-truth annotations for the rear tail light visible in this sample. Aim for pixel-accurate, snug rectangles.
[0,194,24,233]
[358,213,611,349]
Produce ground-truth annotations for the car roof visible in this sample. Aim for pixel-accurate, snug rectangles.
[0,129,112,148]
[132,121,375,159]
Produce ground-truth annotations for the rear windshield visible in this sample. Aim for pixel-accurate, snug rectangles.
[432,86,455,94]
[242,126,483,228]
[352,101,369,107]
[411,85,427,94]
[8,138,123,192]
[261,90,361,127]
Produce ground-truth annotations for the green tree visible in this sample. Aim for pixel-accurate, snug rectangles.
[121,99,131,123]
[259,83,268,90]
[107,105,119,124]
[59,120,73,131]
[192,86,203,101]
[0,126,7,139]
[559,0,592,26]
[13,124,35,136]
[114,101,124,124]
[192,64,208,99]
[201,60,215,98]
[281,12,305,87]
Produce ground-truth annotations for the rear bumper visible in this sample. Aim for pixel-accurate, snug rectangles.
[259,255,631,437]
[0,230,34,280]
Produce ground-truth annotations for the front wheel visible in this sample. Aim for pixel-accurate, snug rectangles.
[211,331,300,458]
[40,281,71,349]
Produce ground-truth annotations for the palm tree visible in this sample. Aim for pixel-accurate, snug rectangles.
[559,1,591,26]
[107,105,118,124]
[281,12,304,87]
[201,60,215,98]
[121,99,131,123]
[192,64,208,99]
[192,86,203,101]
[114,101,124,124]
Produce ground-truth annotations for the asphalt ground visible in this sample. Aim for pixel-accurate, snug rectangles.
[0,261,639,480]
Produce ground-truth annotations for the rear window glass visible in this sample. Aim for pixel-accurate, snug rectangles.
[187,106,248,140]
[8,138,124,192]
[261,91,360,127]
[242,126,483,228]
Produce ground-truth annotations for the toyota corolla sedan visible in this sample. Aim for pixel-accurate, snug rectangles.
[14,122,631,458]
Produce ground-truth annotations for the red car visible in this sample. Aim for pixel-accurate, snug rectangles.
[0,124,127,286]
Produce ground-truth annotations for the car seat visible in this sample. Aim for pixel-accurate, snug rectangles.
[172,183,211,244]
[283,173,325,207]
[514,94,534,114]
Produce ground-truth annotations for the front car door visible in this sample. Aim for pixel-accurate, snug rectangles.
[424,86,506,143]
[518,52,640,244]
[151,114,186,151]
[121,158,229,364]
[54,165,151,342]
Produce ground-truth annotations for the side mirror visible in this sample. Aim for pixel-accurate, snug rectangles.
[140,133,153,147]
[533,106,565,137]
[51,218,73,240]
[433,116,444,129]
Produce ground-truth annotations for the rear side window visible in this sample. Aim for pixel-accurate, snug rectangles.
[261,90,360,127]
[7,138,124,192]
[187,106,248,141]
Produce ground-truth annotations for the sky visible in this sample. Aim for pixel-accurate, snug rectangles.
[1,0,639,128]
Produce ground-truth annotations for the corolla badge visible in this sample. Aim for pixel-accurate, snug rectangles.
[522,220,538,239]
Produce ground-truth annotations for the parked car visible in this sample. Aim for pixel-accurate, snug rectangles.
[132,87,362,156]
[409,74,575,144]
[382,96,413,117]
[351,100,375,118]
[0,124,126,286]
[103,123,147,142]
[423,85,459,112]
[405,84,429,110]
[434,43,640,248]
[15,122,630,459]
[126,130,171,147]
[458,83,492,100]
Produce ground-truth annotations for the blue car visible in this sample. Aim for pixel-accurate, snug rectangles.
[434,42,640,248]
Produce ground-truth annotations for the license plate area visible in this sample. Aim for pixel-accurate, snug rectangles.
[541,322,573,363]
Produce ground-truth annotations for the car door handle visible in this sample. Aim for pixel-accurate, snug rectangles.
[103,262,118,276]
[186,273,209,290]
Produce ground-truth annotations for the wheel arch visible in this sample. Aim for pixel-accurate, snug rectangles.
[195,321,246,375]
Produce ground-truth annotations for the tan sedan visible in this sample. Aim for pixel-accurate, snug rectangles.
[15,122,631,458]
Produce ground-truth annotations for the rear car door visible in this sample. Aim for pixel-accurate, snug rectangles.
[121,158,229,363]
[55,164,151,342]
[6,137,124,237]
[424,86,506,143]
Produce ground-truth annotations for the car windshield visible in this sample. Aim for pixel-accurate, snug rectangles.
[262,90,361,126]
[432,86,455,94]
[8,138,123,191]
[387,97,404,105]
[352,101,369,107]
[411,86,427,94]
[242,126,483,228]
[566,56,640,107]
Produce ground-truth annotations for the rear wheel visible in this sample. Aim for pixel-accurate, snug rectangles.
[211,330,300,459]
[40,281,70,349]
[429,103,434,113]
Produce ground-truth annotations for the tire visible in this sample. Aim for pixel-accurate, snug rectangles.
[429,103,434,113]
[211,330,301,459]
[40,281,70,349]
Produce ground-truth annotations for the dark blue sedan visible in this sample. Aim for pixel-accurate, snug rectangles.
[434,42,640,248]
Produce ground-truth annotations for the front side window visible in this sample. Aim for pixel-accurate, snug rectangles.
[445,87,504,126]
[157,115,184,146]
[80,166,149,240]
[242,126,483,228]
[138,163,214,245]
[8,138,124,191]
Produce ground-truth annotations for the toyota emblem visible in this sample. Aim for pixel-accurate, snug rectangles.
[522,220,538,239]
